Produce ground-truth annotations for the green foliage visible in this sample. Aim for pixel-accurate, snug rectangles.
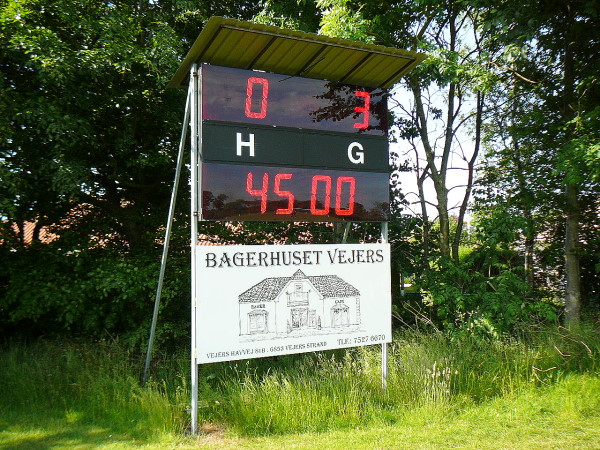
[474,0,600,324]
[419,254,558,339]
[1,246,164,338]
[567,105,600,183]
[1,326,598,440]
[0,0,272,346]
[317,0,375,43]
[0,0,191,251]
[253,0,321,31]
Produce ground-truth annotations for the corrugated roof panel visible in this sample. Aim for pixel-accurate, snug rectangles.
[258,38,314,74]
[346,55,406,86]
[209,30,265,68]
[322,47,371,81]
[168,17,426,89]
[300,47,363,81]
[286,45,329,77]
[239,32,276,60]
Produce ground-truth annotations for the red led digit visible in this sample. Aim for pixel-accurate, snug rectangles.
[245,77,269,119]
[246,172,269,213]
[353,90,370,129]
[335,176,356,216]
[310,175,332,215]
[274,173,295,215]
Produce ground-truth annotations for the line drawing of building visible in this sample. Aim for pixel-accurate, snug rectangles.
[238,269,361,339]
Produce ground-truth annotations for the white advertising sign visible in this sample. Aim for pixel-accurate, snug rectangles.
[195,243,391,363]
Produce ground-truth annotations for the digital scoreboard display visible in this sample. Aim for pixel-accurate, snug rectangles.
[199,63,390,222]
[202,163,389,221]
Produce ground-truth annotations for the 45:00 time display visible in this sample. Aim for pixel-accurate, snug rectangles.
[246,171,357,216]
[201,163,389,222]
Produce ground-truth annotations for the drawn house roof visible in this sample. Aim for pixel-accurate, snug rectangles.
[239,269,360,303]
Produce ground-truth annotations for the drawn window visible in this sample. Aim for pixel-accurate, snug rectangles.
[289,282,308,306]
[248,310,268,334]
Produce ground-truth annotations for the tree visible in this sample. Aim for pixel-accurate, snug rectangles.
[1,0,189,251]
[317,0,494,263]
[317,0,599,332]
[475,0,600,325]
[0,0,263,341]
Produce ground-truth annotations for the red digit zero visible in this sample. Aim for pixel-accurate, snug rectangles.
[335,176,356,215]
[245,77,269,119]
[310,175,332,215]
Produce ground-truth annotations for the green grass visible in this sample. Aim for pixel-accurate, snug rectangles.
[1,325,598,448]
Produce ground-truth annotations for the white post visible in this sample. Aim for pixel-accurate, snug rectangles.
[190,63,200,434]
[381,221,389,390]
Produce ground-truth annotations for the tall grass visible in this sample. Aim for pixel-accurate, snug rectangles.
[200,324,599,435]
[0,339,189,440]
[1,324,598,439]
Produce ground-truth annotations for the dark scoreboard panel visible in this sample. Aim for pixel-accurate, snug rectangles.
[202,163,389,222]
[202,121,389,171]
[199,63,390,222]
[201,64,388,135]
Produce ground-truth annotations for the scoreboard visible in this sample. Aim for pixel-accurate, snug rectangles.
[199,63,390,222]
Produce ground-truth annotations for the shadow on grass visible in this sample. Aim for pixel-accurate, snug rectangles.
[0,413,150,449]
[1,429,125,449]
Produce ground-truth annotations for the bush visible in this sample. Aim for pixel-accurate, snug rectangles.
[418,257,559,339]
[0,245,190,346]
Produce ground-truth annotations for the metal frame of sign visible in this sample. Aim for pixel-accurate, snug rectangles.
[146,18,425,434]
[190,63,390,431]
[143,64,391,433]
[143,66,391,434]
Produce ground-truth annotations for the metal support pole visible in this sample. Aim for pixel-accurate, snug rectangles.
[190,63,200,434]
[143,88,191,384]
[381,221,389,390]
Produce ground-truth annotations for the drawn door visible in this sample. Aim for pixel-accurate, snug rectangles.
[331,303,350,327]
[291,308,308,329]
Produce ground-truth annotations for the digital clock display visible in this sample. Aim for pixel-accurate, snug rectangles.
[198,64,390,222]
[202,163,389,222]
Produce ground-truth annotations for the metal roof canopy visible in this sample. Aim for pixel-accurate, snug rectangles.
[168,17,426,89]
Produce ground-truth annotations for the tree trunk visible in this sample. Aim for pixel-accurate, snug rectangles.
[564,182,581,326]
[562,1,581,326]
[410,79,452,258]
[416,164,431,259]
[452,92,483,262]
